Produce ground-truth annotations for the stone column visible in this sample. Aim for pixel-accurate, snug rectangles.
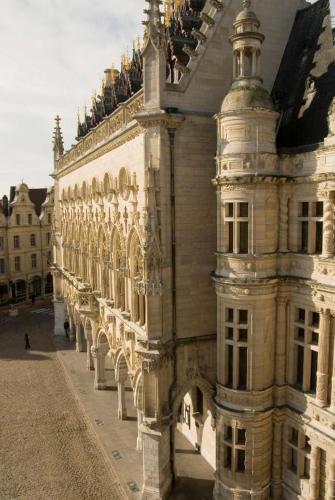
[53,299,65,336]
[275,297,287,386]
[86,333,94,371]
[316,308,331,407]
[309,445,320,500]
[330,323,335,409]
[139,346,173,500]
[69,318,76,342]
[327,457,335,499]
[91,344,108,390]
[76,324,84,353]
[279,193,289,252]
[137,410,143,451]
[141,424,172,500]
[117,381,127,420]
[271,415,284,499]
[322,193,334,258]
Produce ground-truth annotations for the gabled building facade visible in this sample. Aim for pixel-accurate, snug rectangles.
[52,0,335,498]
[0,183,54,304]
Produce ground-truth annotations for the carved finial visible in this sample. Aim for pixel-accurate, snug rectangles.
[242,0,251,8]
[143,0,163,46]
[53,115,64,162]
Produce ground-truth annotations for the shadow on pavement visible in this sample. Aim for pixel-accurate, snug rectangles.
[170,477,214,500]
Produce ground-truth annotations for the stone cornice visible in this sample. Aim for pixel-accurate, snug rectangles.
[54,91,144,178]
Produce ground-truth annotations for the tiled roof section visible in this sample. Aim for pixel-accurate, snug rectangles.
[29,189,48,216]
[272,0,335,150]
[166,0,206,81]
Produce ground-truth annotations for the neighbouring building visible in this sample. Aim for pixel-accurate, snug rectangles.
[51,0,335,498]
[0,183,54,304]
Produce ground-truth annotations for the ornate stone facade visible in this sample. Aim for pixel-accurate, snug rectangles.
[52,0,335,498]
[0,183,53,304]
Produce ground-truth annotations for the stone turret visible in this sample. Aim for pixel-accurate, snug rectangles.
[53,115,64,166]
[217,0,278,174]
[214,2,280,498]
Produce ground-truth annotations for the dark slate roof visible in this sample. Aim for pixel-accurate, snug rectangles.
[29,188,47,216]
[9,186,47,216]
[272,0,335,150]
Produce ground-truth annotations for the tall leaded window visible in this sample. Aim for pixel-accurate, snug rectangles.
[28,214,32,225]
[224,307,249,390]
[14,256,21,272]
[30,234,36,247]
[223,425,247,473]
[287,426,310,479]
[224,202,249,254]
[31,254,37,269]
[0,258,5,274]
[293,308,319,393]
[16,214,21,225]
[298,201,323,254]
[13,235,20,249]
[0,236,4,251]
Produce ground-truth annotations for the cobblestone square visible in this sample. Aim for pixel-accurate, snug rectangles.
[0,302,124,500]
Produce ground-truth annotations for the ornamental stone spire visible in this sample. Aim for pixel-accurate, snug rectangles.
[230,0,264,88]
[143,0,163,47]
[53,115,64,163]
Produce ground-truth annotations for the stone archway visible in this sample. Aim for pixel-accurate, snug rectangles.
[171,377,216,499]
[115,350,130,420]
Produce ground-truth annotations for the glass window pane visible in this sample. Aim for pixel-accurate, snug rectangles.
[237,429,246,444]
[238,329,248,341]
[301,221,308,253]
[296,346,304,388]
[239,310,248,324]
[226,308,234,323]
[301,202,309,217]
[226,327,234,339]
[315,201,323,217]
[239,222,249,254]
[298,308,305,323]
[238,347,248,389]
[227,203,234,218]
[236,450,246,472]
[227,345,233,387]
[310,350,318,393]
[228,222,234,253]
[315,221,323,254]
[225,445,232,468]
[239,203,249,218]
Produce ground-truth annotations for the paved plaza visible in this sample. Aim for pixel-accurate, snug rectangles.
[0,302,214,500]
[0,302,125,500]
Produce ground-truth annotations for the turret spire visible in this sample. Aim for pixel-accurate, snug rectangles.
[230,0,264,88]
[143,0,163,47]
[53,115,64,163]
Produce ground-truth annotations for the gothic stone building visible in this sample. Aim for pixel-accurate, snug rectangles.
[0,183,53,304]
[52,0,335,498]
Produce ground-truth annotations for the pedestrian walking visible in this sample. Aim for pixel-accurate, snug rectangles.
[64,320,69,338]
[24,333,31,350]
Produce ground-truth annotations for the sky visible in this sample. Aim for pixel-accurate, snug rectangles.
[0,0,333,196]
[0,0,144,195]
